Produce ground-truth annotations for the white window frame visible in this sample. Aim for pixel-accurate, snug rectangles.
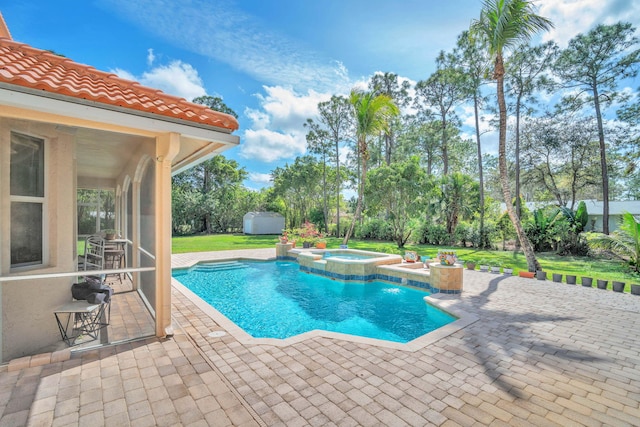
[9,131,48,270]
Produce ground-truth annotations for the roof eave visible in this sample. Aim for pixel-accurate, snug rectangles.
[0,82,240,144]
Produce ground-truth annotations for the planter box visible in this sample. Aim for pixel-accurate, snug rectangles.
[536,270,547,281]
[491,266,500,274]
[552,273,562,283]
[612,281,625,292]
[519,271,535,279]
[581,277,593,287]
[631,284,640,296]
[596,279,608,290]
[480,265,489,272]
[566,275,577,285]
[503,268,513,275]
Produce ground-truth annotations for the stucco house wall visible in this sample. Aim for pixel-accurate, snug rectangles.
[0,122,77,359]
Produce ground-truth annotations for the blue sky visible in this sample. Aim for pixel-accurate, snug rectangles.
[3,0,640,189]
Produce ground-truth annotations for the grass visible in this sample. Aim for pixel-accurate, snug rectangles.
[171,233,640,291]
[171,233,280,253]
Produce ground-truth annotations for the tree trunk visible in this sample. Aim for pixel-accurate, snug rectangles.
[322,153,329,234]
[593,82,609,234]
[473,93,486,248]
[343,142,367,244]
[515,95,522,218]
[495,54,540,272]
[335,140,341,238]
[441,116,449,175]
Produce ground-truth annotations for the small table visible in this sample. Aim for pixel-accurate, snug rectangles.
[54,301,107,346]
[104,239,127,282]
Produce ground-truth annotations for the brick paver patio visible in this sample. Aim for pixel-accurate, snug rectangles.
[1,248,639,426]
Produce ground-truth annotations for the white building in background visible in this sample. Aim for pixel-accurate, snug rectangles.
[580,200,640,233]
[500,199,640,233]
[243,212,285,235]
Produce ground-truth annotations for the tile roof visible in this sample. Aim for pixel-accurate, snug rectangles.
[0,37,238,131]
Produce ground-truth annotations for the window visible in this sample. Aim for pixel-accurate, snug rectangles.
[77,189,115,236]
[10,132,45,267]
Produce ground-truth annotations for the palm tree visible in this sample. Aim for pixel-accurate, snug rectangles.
[471,0,553,272]
[588,212,640,273]
[343,89,399,245]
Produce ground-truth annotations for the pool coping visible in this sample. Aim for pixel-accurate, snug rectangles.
[171,254,478,351]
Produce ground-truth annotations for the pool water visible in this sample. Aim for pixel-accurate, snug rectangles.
[173,261,455,343]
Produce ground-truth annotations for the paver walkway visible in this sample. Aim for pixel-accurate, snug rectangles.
[1,248,639,426]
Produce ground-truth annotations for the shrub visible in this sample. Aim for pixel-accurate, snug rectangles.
[417,222,449,245]
[355,218,394,240]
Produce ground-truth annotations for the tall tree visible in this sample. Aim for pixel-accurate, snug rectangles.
[520,114,600,208]
[172,155,247,233]
[471,0,553,272]
[414,52,467,175]
[369,72,411,165]
[455,30,492,247]
[440,173,480,245]
[366,156,426,247]
[343,90,400,245]
[304,119,332,234]
[505,41,558,221]
[192,95,238,118]
[271,156,323,229]
[554,22,640,234]
[317,95,352,237]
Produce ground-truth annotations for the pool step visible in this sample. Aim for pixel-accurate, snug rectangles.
[194,261,248,272]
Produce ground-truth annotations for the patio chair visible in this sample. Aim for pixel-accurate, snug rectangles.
[83,235,106,271]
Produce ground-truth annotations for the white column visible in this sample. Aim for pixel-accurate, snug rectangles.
[155,133,180,337]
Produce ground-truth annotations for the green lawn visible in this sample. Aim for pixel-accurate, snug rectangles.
[171,233,280,253]
[171,234,639,291]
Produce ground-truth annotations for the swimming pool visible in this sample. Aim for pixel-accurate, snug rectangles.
[173,260,455,343]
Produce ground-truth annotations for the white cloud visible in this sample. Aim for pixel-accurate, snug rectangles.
[111,60,206,101]
[139,61,206,101]
[538,0,640,47]
[242,128,306,162]
[111,67,136,82]
[147,48,155,66]
[248,172,273,185]
[239,85,333,162]
[107,0,351,93]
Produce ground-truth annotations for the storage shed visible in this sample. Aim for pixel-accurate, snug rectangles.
[243,212,285,235]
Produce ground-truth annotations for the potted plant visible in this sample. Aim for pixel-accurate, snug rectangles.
[612,281,625,292]
[315,239,327,249]
[552,273,563,283]
[436,250,457,265]
[519,270,535,278]
[465,260,476,270]
[103,229,118,240]
[491,263,501,274]
[566,274,577,285]
[596,279,608,290]
[296,221,322,249]
[631,284,640,296]
[278,230,289,244]
[536,270,547,280]
[503,265,513,275]
[581,276,593,287]
[479,259,489,272]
